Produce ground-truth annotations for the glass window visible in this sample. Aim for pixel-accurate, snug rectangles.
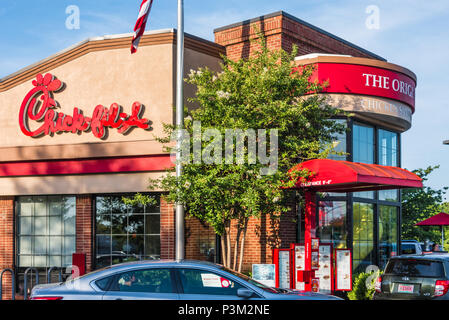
[17,196,76,268]
[379,206,398,268]
[328,119,347,161]
[178,269,244,295]
[353,123,374,164]
[378,129,398,167]
[95,194,161,269]
[352,191,375,199]
[378,129,399,202]
[379,189,399,202]
[353,202,375,273]
[109,269,173,293]
[317,201,347,249]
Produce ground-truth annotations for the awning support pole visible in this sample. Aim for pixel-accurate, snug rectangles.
[304,190,317,292]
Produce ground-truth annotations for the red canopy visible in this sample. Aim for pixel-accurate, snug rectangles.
[415,212,449,226]
[289,159,423,192]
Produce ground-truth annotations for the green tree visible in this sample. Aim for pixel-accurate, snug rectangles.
[150,36,346,271]
[401,165,448,247]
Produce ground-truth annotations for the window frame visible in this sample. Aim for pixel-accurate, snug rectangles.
[315,118,403,270]
[15,195,77,269]
[173,267,258,297]
[95,267,178,294]
[93,193,162,270]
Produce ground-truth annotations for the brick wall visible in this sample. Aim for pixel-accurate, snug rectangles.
[76,195,93,273]
[232,199,297,273]
[160,197,175,259]
[185,217,217,261]
[215,12,382,62]
[184,200,297,273]
[0,197,14,300]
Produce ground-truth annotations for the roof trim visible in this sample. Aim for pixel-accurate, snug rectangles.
[294,54,417,84]
[0,29,225,92]
[213,10,385,61]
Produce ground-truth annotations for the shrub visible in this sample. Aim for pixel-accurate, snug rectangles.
[347,269,383,300]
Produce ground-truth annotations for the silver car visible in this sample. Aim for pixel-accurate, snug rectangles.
[30,260,342,300]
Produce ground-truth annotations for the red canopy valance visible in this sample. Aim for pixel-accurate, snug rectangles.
[289,159,423,192]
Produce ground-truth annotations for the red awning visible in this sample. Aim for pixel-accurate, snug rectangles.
[415,212,449,226]
[289,159,423,192]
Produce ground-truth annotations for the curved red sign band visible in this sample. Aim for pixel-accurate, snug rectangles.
[299,63,416,112]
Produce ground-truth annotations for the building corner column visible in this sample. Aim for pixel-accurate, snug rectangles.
[76,195,93,273]
[0,197,14,300]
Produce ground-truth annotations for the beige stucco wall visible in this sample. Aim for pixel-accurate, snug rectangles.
[0,172,166,196]
[0,33,223,195]
[0,43,174,151]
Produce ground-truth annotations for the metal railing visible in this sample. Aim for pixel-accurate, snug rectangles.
[23,267,39,300]
[1,267,66,300]
[47,267,63,284]
[0,269,15,300]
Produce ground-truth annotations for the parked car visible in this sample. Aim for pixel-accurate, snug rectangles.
[373,253,449,300]
[401,240,423,255]
[30,260,342,300]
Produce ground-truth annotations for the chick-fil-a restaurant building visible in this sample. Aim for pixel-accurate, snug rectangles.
[0,11,417,299]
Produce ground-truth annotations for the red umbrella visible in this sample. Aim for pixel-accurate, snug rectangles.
[415,212,449,250]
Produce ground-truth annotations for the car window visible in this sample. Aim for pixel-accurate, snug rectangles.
[401,244,416,254]
[109,269,173,293]
[178,269,244,295]
[385,259,444,277]
[95,276,113,291]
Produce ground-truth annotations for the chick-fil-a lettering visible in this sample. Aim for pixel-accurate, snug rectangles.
[19,73,151,139]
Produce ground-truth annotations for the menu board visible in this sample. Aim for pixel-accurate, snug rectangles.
[335,249,352,291]
[252,264,276,287]
[294,245,305,290]
[314,245,333,294]
[311,251,319,270]
[278,250,291,289]
[311,238,320,251]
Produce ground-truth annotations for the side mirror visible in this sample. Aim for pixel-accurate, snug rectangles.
[237,288,254,298]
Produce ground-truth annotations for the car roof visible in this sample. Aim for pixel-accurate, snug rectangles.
[103,259,224,271]
[394,253,449,261]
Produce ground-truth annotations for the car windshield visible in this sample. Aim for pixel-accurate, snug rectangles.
[220,267,288,293]
[385,259,444,277]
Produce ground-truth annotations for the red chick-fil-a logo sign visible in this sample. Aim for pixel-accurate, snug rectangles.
[19,73,152,139]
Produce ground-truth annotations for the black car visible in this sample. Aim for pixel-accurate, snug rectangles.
[373,253,449,300]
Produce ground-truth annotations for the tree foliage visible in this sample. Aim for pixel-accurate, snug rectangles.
[150,35,346,271]
[401,165,448,245]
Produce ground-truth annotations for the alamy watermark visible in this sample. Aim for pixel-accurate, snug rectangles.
[171,121,279,176]
[365,5,380,30]
[66,5,80,30]
[365,264,381,290]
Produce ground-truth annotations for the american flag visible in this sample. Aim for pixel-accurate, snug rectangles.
[131,0,154,54]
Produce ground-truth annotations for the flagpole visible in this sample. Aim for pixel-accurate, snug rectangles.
[175,0,185,261]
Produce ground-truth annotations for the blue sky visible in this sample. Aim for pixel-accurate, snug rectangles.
[1,0,449,199]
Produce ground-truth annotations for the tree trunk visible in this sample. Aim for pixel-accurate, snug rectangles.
[221,233,227,268]
[238,217,249,273]
[233,221,242,270]
[226,221,231,269]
